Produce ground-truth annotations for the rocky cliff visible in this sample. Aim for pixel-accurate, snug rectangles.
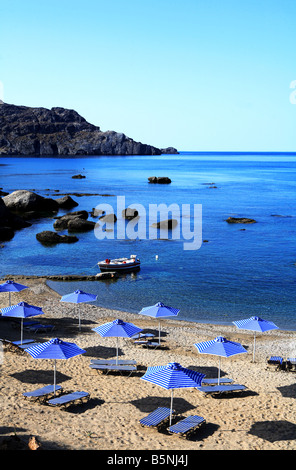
[0,102,168,156]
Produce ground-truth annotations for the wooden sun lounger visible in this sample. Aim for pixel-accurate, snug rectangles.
[168,415,206,438]
[140,407,175,429]
[89,363,137,376]
[196,384,246,396]
[23,385,62,402]
[47,391,90,408]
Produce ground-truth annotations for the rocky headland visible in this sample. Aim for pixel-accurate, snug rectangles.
[0,102,178,156]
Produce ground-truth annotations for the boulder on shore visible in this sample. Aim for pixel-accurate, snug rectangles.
[148,176,172,184]
[36,231,79,245]
[226,217,257,224]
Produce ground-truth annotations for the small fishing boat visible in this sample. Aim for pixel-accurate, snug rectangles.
[98,254,141,272]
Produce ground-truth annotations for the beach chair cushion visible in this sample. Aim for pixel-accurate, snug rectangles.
[202,378,233,385]
[23,385,62,399]
[90,359,137,366]
[89,363,137,375]
[196,384,246,395]
[140,407,174,428]
[47,391,89,407]
[168,415,205,436]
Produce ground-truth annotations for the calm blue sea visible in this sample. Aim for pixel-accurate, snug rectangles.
[1,152,296,330]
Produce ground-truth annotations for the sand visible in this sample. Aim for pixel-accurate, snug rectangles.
[0,276,295,451]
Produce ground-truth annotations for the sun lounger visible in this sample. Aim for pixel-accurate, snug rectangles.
[196,384,246,396]
[140,407,175,429]
[202,378,234,385]
[1,338,41,354]
[90,359,137,366]
[47,391,90,408]
[89,363,137,376]
[134,340,160,349]
[286,358,296,372]
[23,385,62,402]
[24,323,55,333]
[131,332,155,340]
[168,415,206,438]
[267,356,284,370]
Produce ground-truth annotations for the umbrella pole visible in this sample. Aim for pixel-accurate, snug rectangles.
[218,357,221,385]
[78,305,81,330]
[54,359,57,396]
[253,332,256,363]
[116,337,119,365]
[170,389,174,426]
[21,318,23,344]
[159,320,161,344]
[9,292,11,306]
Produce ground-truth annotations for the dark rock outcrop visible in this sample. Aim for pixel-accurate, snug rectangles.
[148,176,172,184]
[0,102,163,156]
[54,195,78,209]
[53,210,90,231]
[151,219,178,229]
[36,230,79,244]
[226,217,257,224]
[0,197,31,241]
[122,208,139,219]
[161,147,179,154]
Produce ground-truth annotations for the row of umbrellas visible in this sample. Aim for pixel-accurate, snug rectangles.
[0,280,279,363]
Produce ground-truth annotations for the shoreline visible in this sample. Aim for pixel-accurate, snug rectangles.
[0,275,295,450]
[3,274,296,333]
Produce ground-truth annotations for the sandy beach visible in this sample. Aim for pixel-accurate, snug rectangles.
[0,276,295,451]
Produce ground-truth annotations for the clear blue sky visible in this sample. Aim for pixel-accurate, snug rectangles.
[0,0,295,151]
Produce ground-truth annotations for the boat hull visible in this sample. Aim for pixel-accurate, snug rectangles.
[98,257,141,273]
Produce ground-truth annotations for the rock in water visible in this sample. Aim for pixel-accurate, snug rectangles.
[36,231,79,244]
[226,217,257,224]
[0,102,163,156]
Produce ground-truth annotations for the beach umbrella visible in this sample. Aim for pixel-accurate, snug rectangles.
[0,280,28,306]
[25,337,86,395]
[92,319,142,364]
[141,362,205,425]
[138,302,180,344]
[0,301,44,344]
[194,336,247,384]
[60,289,97,330]
[233,316,279,362]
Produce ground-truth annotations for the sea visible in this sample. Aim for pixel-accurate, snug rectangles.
[1,151,296,331]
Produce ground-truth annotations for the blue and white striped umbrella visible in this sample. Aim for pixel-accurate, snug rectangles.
[233,316,279,362]
[60,290,97,330]
[1,301,44,344]
[0,280,28,306]
[138,302,180,343]
[26,338,86,395]
[141,362,205,425]
[92,319,142,364]
[194,336,247,384]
